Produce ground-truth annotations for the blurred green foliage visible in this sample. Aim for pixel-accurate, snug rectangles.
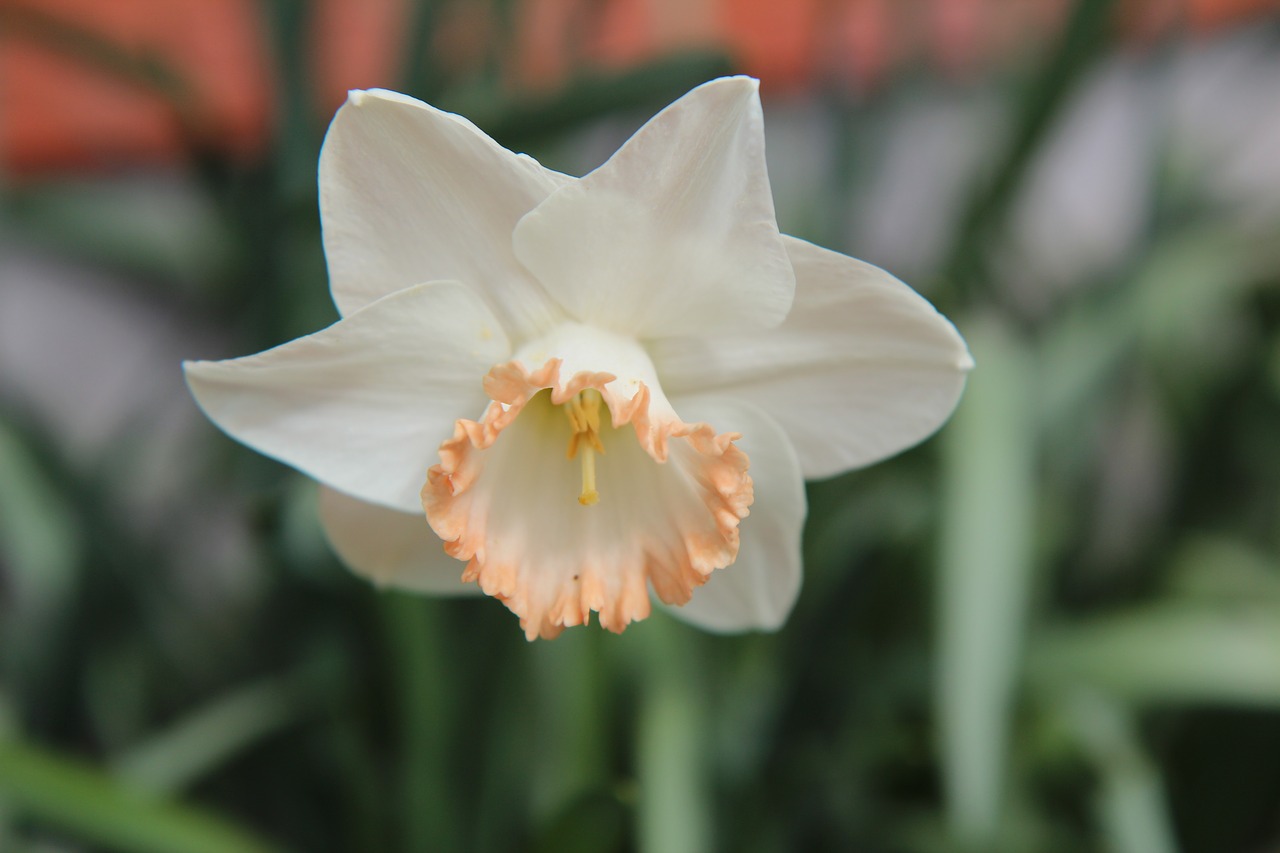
[2,1,1280,851]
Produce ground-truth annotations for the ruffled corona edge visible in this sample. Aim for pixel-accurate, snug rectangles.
[422,358,753,639]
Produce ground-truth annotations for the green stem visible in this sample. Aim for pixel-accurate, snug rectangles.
[380,594,461,853]
[635,620,711,853]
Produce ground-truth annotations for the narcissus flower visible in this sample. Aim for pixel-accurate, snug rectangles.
[185,77,971,640]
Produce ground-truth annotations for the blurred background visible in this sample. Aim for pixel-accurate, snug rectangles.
[2,0,1280,851]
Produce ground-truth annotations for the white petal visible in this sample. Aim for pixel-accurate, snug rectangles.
[653,236,973,479]
[510,76,795,339]
[320,89,571,339]
[185,282,510,512]
[318,486,477,595]
[661,398,806,632]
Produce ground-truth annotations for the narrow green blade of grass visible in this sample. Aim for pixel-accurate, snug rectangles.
[0,739,281,853]
[111,676,302,796]
[1029,604,1280,707]
[946,0,1116,297]
[1061,692,1177,853]
[0,417,79,614]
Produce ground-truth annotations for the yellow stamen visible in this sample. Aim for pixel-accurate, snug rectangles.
[565,389,605,505]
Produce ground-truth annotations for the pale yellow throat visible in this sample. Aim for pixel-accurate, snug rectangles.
[564,389,605,506]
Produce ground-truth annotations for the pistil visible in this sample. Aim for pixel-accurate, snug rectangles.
[578,444,599,505]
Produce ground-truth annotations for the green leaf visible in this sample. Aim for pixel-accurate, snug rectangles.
[1030,604,1280,706]
[0,419,79,616]
[0,739,281,853]
[1165,535,1280,603]
[1060,692,1177,853]
[936,319,1039,845]
[946,0,1117,298]
[111,676,303,795]
[1038,220,1280,431]
[4,181,234,293]
[0,5,192,108]
[1131,224,1280,358]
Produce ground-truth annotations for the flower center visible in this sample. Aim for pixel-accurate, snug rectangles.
[565,389,605,505]
[422,344,754,640]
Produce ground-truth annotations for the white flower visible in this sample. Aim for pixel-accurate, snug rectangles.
[185,77,972,640]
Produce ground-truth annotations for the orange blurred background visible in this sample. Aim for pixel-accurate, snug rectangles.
[1,0,1277,173]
